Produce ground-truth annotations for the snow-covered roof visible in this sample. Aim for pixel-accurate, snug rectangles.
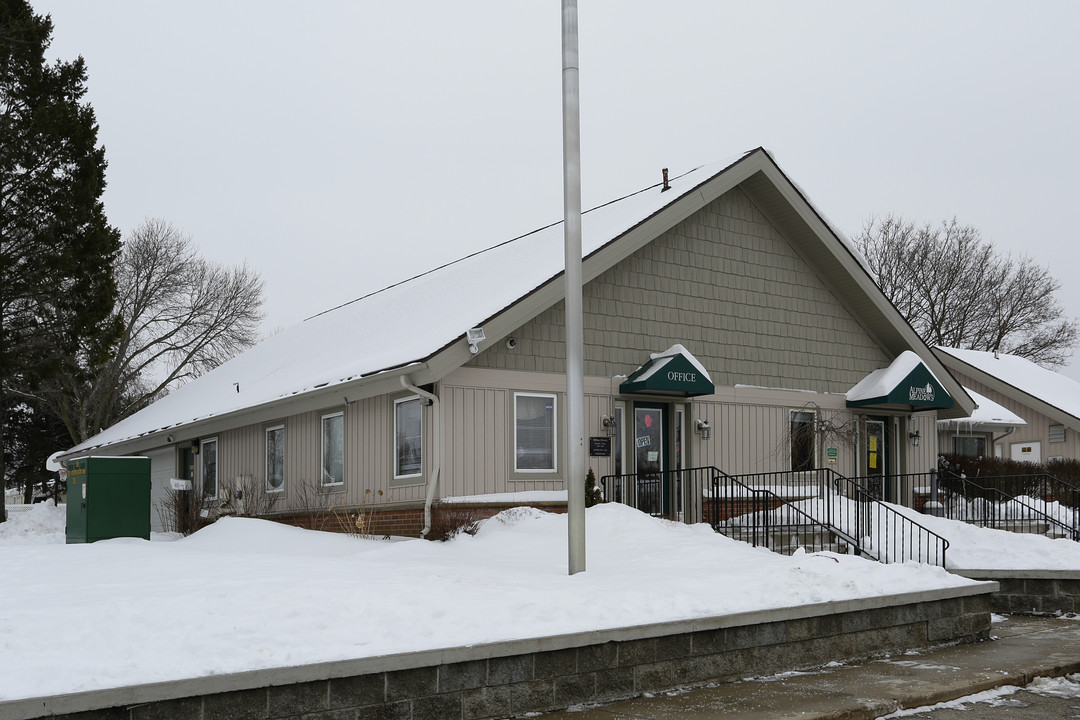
[67,155,754,454]
[846,351,928,403]
[937,387,1026,429]
[936,347,1080,425]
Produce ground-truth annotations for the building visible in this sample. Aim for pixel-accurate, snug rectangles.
[935,347,1080,462]
[59,149,974,534]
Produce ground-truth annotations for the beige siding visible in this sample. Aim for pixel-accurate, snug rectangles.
[470,185,890,393]
[213,393,433,513]
[944,372,1080,461]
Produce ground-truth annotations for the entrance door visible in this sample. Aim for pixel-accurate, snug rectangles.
[864,418,887,500]
[634,404,667,516]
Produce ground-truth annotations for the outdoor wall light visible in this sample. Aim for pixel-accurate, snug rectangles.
[466,327,486,354]
[601,414,617,437]
[696,419,711,440]
[191,439,200,455]
[909,429,921,447]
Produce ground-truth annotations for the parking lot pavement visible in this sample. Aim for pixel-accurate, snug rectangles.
[533,615,1080,720]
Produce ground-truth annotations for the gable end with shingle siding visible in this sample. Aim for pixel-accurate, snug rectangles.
[470,184,890,393]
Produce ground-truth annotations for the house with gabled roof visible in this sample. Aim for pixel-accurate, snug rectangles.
[60,148,975,535]
[935,346,1080,463]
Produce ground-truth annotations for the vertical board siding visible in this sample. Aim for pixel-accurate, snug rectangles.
[948,371,1080,461]
[470,186,890,394]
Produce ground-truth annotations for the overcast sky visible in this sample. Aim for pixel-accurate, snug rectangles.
[34,1,1080,380]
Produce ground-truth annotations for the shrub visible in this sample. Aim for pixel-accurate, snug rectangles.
[427,505,485,541]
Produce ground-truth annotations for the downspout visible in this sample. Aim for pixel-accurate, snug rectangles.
[992,426,1016,453]
[401,376,440,538]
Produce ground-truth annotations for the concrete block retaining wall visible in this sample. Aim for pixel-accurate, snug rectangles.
[4,585,995,720]
[957,570,1080,614]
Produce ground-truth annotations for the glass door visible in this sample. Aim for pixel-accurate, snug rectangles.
[864,418,886,500]
[634,404,667,515]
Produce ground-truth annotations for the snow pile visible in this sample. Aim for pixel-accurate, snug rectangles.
[0,503,976,701]
[0,502,66,545]
[723,491,1080,570]
[889,504,1080,570]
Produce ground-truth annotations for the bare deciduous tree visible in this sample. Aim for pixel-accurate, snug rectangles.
[854,215,1078,368]
[44,219,265,443]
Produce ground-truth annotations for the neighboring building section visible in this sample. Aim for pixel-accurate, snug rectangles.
[936,386,1026,459]
[935,347,1080,462]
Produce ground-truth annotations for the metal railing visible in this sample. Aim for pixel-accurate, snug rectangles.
[599,467,947,566]
[934,469,1080,540]
[724,469,947,566]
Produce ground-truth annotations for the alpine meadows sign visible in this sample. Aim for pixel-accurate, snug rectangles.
[909,383,936,403]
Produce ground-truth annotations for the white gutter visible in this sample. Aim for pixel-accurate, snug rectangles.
[992,426,1017,446]
[401,376,440,537]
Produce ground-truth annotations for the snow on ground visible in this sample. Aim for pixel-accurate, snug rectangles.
[729,492,1080,570]
[889,502,1080,570]
[0,502,976,702]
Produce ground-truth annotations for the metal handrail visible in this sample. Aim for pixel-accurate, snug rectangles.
[816,469,948,566]
[600,466,947,566]
[936,469,1079,540]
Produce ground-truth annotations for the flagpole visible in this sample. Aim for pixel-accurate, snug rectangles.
[561,0,586,575]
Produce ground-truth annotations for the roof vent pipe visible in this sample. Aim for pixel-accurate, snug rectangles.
[661,168,670,192]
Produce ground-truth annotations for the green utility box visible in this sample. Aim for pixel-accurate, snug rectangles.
[66,456,151,543]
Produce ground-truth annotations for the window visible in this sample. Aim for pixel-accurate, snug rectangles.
[515,392,556,472]
[953,436,986,457]
[395,397,422,478]
[790,411,815,472]
[266,425,285,492]
[1050,424,1066,444]
[322,412,344,487]
[201,438,218,499]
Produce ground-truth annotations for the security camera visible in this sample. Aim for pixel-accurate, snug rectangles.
[506,337,517,349]
[165,435,174,444]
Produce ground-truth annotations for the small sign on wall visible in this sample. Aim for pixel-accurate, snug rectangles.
[589,437,611,457]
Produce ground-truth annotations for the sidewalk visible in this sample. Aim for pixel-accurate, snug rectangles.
[535,615,1080,720]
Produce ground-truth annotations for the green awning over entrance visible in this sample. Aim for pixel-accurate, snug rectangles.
[846,350,954,411]
[619,344,715,397]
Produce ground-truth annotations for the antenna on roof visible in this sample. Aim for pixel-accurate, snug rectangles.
[661,168,670,192]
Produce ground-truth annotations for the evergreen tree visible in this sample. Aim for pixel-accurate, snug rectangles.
[0,1,121,522]
[585,467,602,508]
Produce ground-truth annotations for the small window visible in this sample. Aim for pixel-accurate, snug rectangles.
[515,393,557,472]
[266,425,285,493]
[790,411,815,472]
[322,412,344,486]
[395,397,423,478]
[952,436,986,457]
[1050,424,1066,444]
[201,438,218,499]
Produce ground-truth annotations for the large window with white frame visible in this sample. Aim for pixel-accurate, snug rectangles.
[515,392,557,472]
[395,396,423,478]
[266,425,285,493]
[201,437,218,499]
[322,412,344,487]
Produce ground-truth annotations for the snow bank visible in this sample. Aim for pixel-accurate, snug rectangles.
[0,502,66,545]
[0,503,976,701]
